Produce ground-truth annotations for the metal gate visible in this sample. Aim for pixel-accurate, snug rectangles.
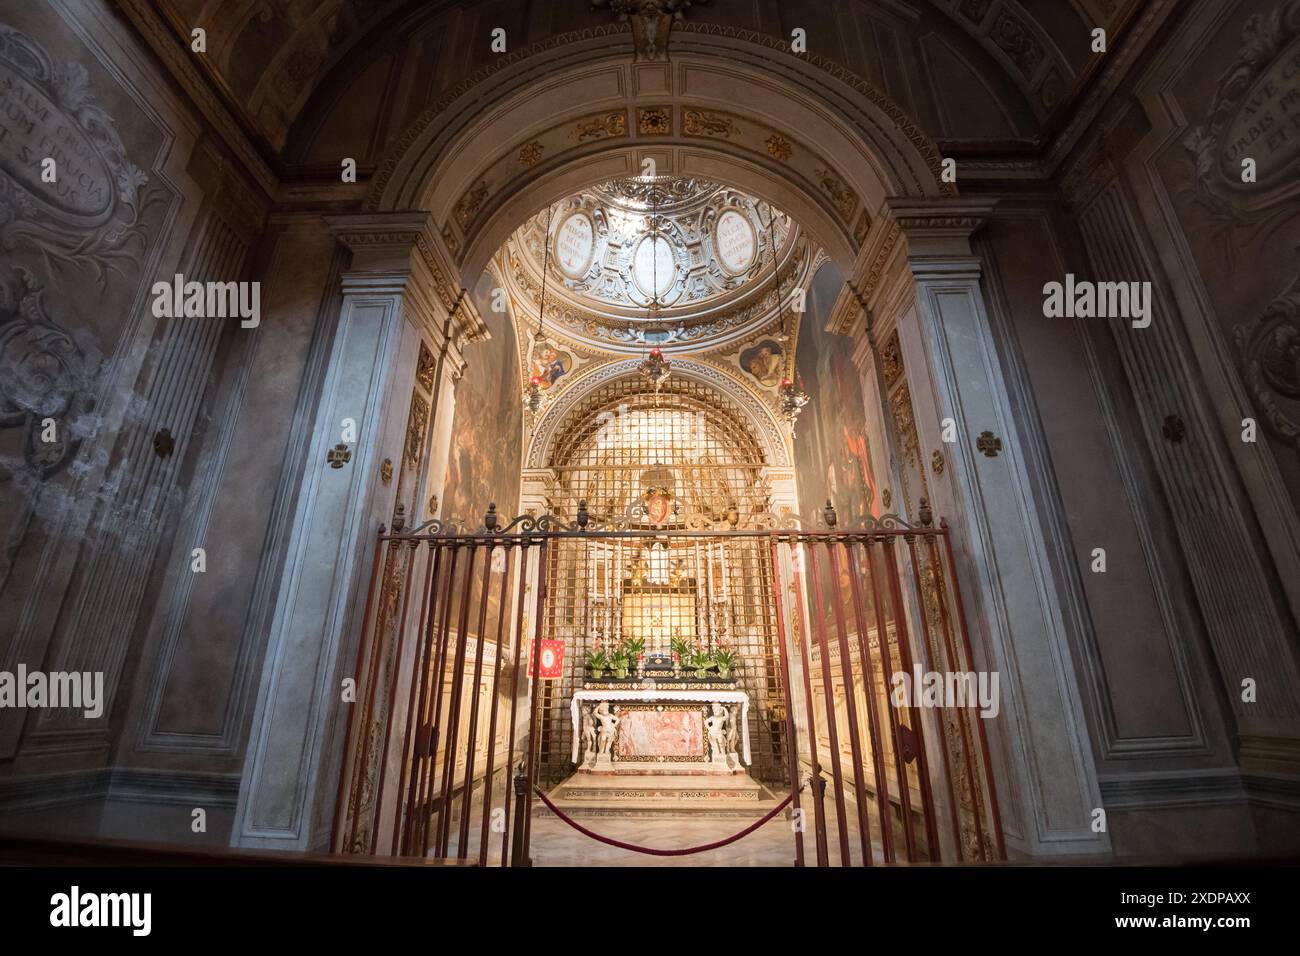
[331,500,1004,865]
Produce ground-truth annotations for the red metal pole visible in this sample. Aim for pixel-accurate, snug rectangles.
[435,542,479,855]
[807,538,852,865]
[478,542,512,866]
[863,535,914,861]
[882,537,941,861]
[457,541,495,857]
[502,538,530,867]
[843,538,894,863]
[791,538,830,866]
[826,539,873,865]
[519,536,551,866]
[418,543,461,855]
[394,541,442,855]
[767,535,806,867]
[905,533,964,861]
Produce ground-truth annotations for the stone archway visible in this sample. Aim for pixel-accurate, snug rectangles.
[366,27,953,286]
[232,27,1106,862]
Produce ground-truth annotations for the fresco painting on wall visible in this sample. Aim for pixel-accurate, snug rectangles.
[793,263,881,529]
[443,271,523,523]
[530,341,573,387]
[738,338,785,387]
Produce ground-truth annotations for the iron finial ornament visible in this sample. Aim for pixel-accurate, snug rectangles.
[823,499,838,528]
[485,502,499,532]
[918,496,933,527]
[576,499,590,529]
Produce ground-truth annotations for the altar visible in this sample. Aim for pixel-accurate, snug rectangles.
[571,684,751,773]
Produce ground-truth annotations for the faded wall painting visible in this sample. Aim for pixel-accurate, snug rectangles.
[793,262,881,528]
[442,269,523,522]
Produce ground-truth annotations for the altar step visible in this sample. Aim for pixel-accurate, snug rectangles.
[540,773,785,819]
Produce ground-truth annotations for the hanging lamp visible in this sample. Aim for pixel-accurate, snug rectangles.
[525,204,555,424]
[767,207,809,435]
[636,178,671,390]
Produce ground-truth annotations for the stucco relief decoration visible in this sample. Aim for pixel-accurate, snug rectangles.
[683,108,737,138]
[572,111,628,142]
[593,0,709,60]
[0,24,163,285]
[1235,287,1300,449]
[637,106,671,135]
[1182,0,1300,257]
[454,179,490,230]
[0,266,93,481]
[814,167,857,221]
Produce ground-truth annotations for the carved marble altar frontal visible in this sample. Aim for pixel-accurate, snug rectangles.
[615,706,705,760]
[570,688,751,767]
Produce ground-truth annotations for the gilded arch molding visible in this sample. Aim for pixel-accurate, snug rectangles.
[365,26,953,284]
[524,357,792,470]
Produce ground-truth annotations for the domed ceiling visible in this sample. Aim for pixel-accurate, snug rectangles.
[499,176,816,354]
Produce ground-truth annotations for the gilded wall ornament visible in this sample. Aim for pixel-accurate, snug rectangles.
[517,140,544,167]
[454,179,490,229]
[765,134,792,161]
[637,106,671,135]
[931,449,945,474]
[416,341,437,392]
[441,224,460,258]
[880,330,905,388]
[976,431,1002,457]
[572,110,628,141]
[404,393,430,466]
[814,167,857,220]
[683,108,737,138]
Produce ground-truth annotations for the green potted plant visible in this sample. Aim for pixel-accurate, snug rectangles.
[586,647,609,680]
[689,647,714,680]
[610,645,631,680]
[713,647,738,680]
[669,635,692,675]
[620,636,645,676]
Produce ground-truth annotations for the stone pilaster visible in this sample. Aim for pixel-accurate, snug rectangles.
[866,198,1107,857]
[231,211,472,850]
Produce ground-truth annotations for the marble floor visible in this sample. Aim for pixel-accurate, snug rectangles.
[437,773,891,866]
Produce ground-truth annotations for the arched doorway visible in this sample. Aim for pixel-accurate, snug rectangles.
[234,27,1105,864]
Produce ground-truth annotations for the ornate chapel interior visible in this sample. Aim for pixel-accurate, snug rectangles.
[1,0,1299,866]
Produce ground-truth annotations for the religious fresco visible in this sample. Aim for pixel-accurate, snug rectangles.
[529,340,573,388]
[793,263,881,528]
[738,337,785,387]
[442,270,523,523]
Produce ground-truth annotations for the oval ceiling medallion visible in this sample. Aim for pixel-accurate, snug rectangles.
[553,210,595,279]
[715,208,756,275]
[632,233,676,300]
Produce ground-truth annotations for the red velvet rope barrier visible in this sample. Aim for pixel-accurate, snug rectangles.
[533,786,793,856]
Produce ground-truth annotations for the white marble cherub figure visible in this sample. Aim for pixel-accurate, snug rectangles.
[594,701,619,756]
[580,703,597,763]
[726,703,741,762]
[705,701,729,762]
